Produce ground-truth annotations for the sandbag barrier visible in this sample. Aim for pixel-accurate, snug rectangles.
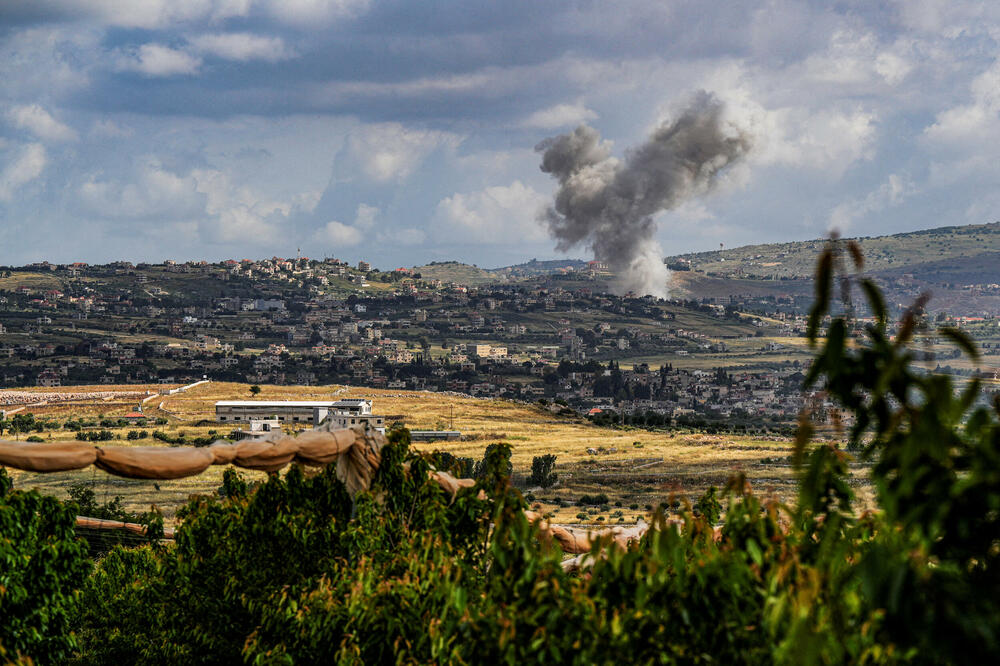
[1,425,650,564]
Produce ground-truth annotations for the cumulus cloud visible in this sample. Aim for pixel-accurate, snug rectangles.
[188,32,292,62]
[267,0,371,25]
[378,227,426,245]
[310,203,378,247]
[352,203,379,229]
[0,143,47,201]
[78,161,204,219]
[0,0,250,30]
[117,43,201,77]
[75,159,301,246]
[522,102,598,129]
[314,219,363,246]
[703,69,878,177]
[828,173,916,232]
[89,119,134,138]
[264,0,372,26]
[7,104,77,142]
[193,168,291,244]
[344,123,462,182]
[2,0,372,28]
[925,58,1000,145]
[435,181,549,243]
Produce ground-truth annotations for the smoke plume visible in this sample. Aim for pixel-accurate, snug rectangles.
[536,91,751,298]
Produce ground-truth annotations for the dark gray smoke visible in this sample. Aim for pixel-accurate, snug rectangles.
[536,91,751,298]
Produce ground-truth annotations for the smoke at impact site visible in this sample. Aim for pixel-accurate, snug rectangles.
[536,92,752,298]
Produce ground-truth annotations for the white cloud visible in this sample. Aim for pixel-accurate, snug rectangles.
[188,32,292,62]
[89,119,134,139]
[377,227,426,245]
[78,160,204,218]
[214,207,280,242]
[117,44,201,77]
[310,203,378,247]
[925,58,1000,145]
[828,173,916,232]
[522,102,598,129]
[33,0,251,29]
[344,123,462,182]
[435,180,549,242]
[7,104,77,142]
[704,67,879,177]
[193,168,289,243]
[0,143,47,201]
[352,203,379,229]
[264,0,372,26]
[314,219,363,246]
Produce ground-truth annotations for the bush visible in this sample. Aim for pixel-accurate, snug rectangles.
[25,435,45,442]
[578,493,610,506]
[0,468,91,663]
[529,454,558,488]
[76,429,114,442]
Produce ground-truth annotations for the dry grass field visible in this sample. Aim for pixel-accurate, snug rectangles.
[3,382,873,524]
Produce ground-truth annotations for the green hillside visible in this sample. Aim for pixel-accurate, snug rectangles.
[670,222,1000,281]
[410,261,501,285]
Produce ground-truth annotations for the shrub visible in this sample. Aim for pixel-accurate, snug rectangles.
[529,454,558,488]
[578,493,610,506]
[0,468,91,663]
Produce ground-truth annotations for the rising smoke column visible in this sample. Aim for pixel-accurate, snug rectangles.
[535,91,751,298]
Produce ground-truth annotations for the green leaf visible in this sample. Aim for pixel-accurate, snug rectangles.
[939,326,980,361]
[807,247,833,345]
[861,279,887,330]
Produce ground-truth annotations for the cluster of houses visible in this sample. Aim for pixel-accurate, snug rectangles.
[4,255,994,428]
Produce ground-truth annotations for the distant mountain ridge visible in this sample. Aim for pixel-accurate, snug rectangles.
[667,222,1000,281]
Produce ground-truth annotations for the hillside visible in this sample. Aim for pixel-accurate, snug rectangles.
[669,221,1000,281]
[411,258,590,285]
[409,261,501,285]
[3,382,847,523]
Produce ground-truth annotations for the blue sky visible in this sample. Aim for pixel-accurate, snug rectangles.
[1,0,999,268]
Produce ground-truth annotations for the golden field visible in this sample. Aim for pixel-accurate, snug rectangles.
[3,382,872,523]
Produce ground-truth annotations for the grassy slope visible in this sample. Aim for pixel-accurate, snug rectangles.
[670,221,1000,280]
[411,262,501,286]
[3,382,875,523]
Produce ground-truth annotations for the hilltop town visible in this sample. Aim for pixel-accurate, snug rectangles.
[3,223,1000,434]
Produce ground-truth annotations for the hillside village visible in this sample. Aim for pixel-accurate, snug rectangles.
[3,225,1000,432]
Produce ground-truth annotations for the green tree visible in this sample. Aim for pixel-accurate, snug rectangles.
[0,468,91,663]
[529,454,558,488]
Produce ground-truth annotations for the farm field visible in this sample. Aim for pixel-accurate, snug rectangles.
[2,381,874,523]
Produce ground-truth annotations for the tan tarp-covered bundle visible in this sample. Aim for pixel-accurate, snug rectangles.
[75,515,176,540]
[1,427,649,567]
[231,438,300,472]
[96,445,216,479]
[0,441,97,472]
[428,470,486,499]
[0,426,385,488]
[524,509,651,554]
[293,428,356,465]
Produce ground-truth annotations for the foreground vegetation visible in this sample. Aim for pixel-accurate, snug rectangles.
[2,242,1000,663]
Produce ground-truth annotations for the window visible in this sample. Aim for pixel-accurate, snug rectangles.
[220,416,227,421]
